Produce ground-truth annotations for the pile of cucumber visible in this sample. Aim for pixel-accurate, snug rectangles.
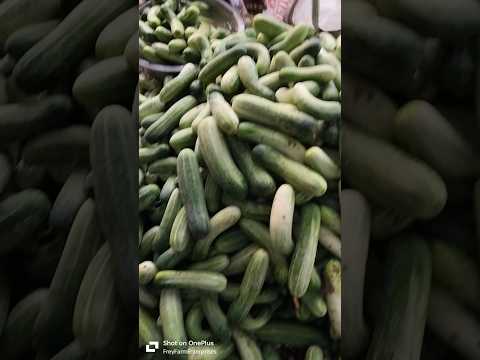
[139,11,342,360]
[342,0,480,359]
[140,0,234,66]
[0,0,138,359]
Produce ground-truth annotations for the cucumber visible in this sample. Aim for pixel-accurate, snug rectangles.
[258,71,286,91]
[0,288,48,359]
[343,124,447,219]
[227,137,276,197]
[228,248,269,323]
[185,303,212,341]
[253,144,327,197]
[270,24,311,54]
[169,127,196,153]
[276,81,321,104]
[197,116,248,199]
[170,207,191,252]
[139,261,158,285]
[148,157,177,176]
[13,0,133,91]
[140,226,159,259]
[270,184,295,255]
[222,194,271,222]
[289,37,321,63]
[160,288,187,349]
[201,294,231,341]
[151,42,186,64]
[233,329,263,360]
[0,95,73,143]
[324,259,341,339]
[188,255,230,272]
[154,270,227,292]
[95,6,137,59]
[239,305,277,331]
[238,55,275,100]
[168,38,187,54]
[159,63,198,104]
[139,307,162,348]
[179,103,207,129]
[288,203,321,297]
[322,81,339,101]
[177,148,210,238]
[139,184,160,212]
[209,90,239,135]
[139,94,164,120]
[49,169,88,230]
[192,206,242,260]
[212,229,249,254]
[220,65,242,95]
[232,94,320,144]
[305,147,340,180]
[4,20,59,59]
[154,26,172,42]
[244,42,271,76]
[298,55,316,67]
[155,247,191,270]
[191,105,211,134]
[91,105,137,320]
[305,346,324,360]
[279,65,336,84]
[145,95,197,142]
[253,13,291,38]
[394,100,478,179]
[198,45,247,85]
[255,321,328,347]
[0,189,51,255]
[139,143,170,164]
[205,174,221,214]
[73,244,123,351]
[320,206,340,235]
[160,4,184,38]
[269,51,296,72]
[237,122,306,162]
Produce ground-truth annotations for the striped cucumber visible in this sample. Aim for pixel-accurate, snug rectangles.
[199,45,247,85]
[201,294,231,341]
[160,289,187,351]
[212,229,249,254]
[253,14,291,38]
[139,307,162,348]
[224,244,260,276]
[177,148,210,238]
[205,174,222,214]
[159,63,198,104]
[270,184,295,255]
[154,270,227,292]
[289,37,321,63]
[169,128,196,153]
[255,321,328,347]
[209,90,239,135]
[170,207,192,252]
[305,146,340,180]
[188,255,230,272]
[233,329,263,360]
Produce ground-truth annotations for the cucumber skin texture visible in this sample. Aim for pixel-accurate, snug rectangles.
[279,65,337,84]
[253,144,328,197]
[228,248,269,323]
[160,289,187,344]
[220,65,242,95]
[305,346,324,360]
[199,45,247,85]
[209,91,239,135]
[154,270,227,292]
[170,207,191,252]
[73,244,122,351]
[205,174,221,214]
[159,63,198,104]
[270,24,311,53]
[237,55,275,100]
[366,235,431,360]
[155,189,182,253]
[139,307,162,347]
[91,105,137,321]
[270,184,295,255]
[34,199,102,354]
[233,329,263,360]
[253,14,291,38]
[288,203,321,297]
[73,56,137,112]
[343,124,447,219]
[13,0,134,92]
[227,137,276,197]
[197,116,248,199]
[255,321,328,347]
[232,94,320,144]
[0,288,48,359]
[289,37,321,63]
[292,83,341,122]
[0,95,73,143]
[201,294,231,341]
[177,148,210,238]
[5,20,59,59]
[0,189,51,255]
[95,6,137,59]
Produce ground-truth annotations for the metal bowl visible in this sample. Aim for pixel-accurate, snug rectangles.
[139,0,245,77]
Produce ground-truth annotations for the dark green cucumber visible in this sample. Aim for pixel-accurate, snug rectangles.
[198,45,247,85]
[186,303,212,341]
[91,105,137,320]
[0,189,51,255]
[289,37,321,63]
[255,321,328,347]
[227,137,276,197]
[224,244,260,276]
[170,207,192,252]
[154,270,227,292]
[0,288,48,359]
[221,283,279,304]
[34,199,102,355]
[213,229,249,254]
[154,188,182,253]
[205,174,222,214]
[228,248,269,323]
[13,0,133,92]
[177,148,210,238]
[73,56,136,113]
[139,184,161,212]
[0,95,72,143]
[159,63,198,104]
[95,6,137,59]
[222,193,271,222]
[201,294,231,341]
[4,20,59,59]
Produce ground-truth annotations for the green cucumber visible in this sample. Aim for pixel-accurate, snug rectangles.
[154,270,227,292]
[177,148,210,238]
[160,289,187,348]
[237,122,306,162]
[322,81,340,101]
[233,329,263,360]
[199,45,247,85]
[253,14,291,38]
[192,206,242,260]
[140,226,158,259]
[169,128,196,153]
[305,346,324,360]
[232,94,320,144]
[179,103,207,128]
[239,305,277,331]
[148,157,177,176]
[288,203,321,297]
[168,38,187,54]
[270,184,295,255]
[205,174,222,214]
[95,6,137,59]
[201,294,231,341]
[197,116,248,199]
[139,94,164,120]
[188,32,212,66]
[298,55,316,67]
[222,193,271,222]
[279,65,336,84]
[255,321,328,347]
[212,229,249,254]
[160,63,198,104]
[221,284,279,304]
[151,42,186,64]
[139,184,160,212]
[139,143,170,164]
[155,247,190,270]
[139,261,158,285]
[144,95,197,142]
[270,24,311,53]
[170,207,192,252]
[289,37,321,63]
[191,104,211,134]
[160,5,184,38]
[275,81,321,104]
[5,20,59,59]
[244,42,271,75]
[253,144,327,197]
[209,90,239,135]
[258,71,286,91]
[220,65,242,95]
[227,137,276,197]
[304,146,340,180]
[186,303,212,341]
[154,26,172,42]
[139,307,162,348]
[188,255,230,272]
[224,244,259,276]
[269,51,296,72]
[292,83,341,121]
[238,55,275,100]
[320,205,340,234]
